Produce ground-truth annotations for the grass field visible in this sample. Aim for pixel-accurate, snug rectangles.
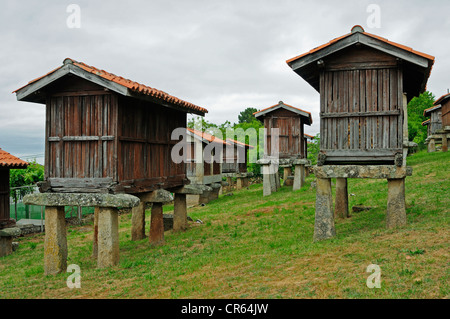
[0,150,448,299]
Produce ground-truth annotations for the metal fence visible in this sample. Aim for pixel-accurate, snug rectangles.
[9,185,95,223]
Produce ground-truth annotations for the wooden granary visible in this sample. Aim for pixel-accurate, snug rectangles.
[287,26,434,240]
[14,58,208,195]
[254,102,313,196]
[254,101,312,160]
[287,25,434,166]
[14,58,208,272]
[423,93,450,152]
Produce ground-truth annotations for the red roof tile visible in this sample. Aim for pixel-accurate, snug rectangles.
[0,148,28,168]
[253,102,313,124]
[286,26,435,65]
[434,93,450,106]
[187,128,229,145]
[14,58,208,115]
[423,104,442,116]
[226,138,255,149]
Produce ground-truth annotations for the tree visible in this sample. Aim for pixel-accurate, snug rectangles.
[238,107,258,124]
[407,91,435,146]
[9,160,44,202]
[307,133,320,165]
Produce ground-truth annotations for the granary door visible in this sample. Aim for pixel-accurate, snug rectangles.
[45,93,118,190]
[319,68,404,164]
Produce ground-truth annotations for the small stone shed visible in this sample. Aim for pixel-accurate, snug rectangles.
[14,58,208,273]
[286,25,435,240]
[254,101,313,195]
[424,93,449,152]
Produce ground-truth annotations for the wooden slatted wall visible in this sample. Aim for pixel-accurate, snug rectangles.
[0,169,9,221]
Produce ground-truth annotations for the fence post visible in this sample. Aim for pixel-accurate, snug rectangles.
[14,190,18,221]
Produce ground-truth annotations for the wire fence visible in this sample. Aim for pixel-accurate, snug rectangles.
[10,185,95,222]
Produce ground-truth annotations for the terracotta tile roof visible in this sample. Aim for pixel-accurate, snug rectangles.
[423,104,442,116]
[421,119,430,126]
[433,93,450,106]
[304,133,315,139]
[253,102,313,124]
[187,128,229,145]
[226,138,255,149]
[14,58,208,115]
[286,26,435,64]
[0,148,28,168]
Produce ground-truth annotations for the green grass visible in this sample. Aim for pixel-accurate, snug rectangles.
[0,150,448,299]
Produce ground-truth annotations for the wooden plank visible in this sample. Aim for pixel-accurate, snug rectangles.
[320,110,401,118]
[365,70,372,148]
[322,148,401,157]
[382,69,390,148]
[354,70,360,149]
[389,68,398,148]
[359,69,366,150]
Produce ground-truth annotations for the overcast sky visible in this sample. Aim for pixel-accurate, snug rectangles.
[0,0,448,164]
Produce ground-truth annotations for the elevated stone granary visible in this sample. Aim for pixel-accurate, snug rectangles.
[287,26,434,240]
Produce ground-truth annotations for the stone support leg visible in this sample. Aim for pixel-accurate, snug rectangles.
[262,164,272,196]
[275,171,281,190]
[293,164,305,191]
[131,199,146,241]
[97,207,120,268]
[92,207,99,258]
[386,178,407,229]
[236,177,243,190]
[442,134,448,152]
[226,177,233,192]
[44,206,68,275]
[335,178,349,218]
[150,203,164,245]
[173,193,187,232]
[0,237,12,257]
[313,178,336,241]
[428,138,436,152]
[283,167,293,186]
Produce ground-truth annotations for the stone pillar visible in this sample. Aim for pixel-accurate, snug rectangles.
[386,178,407,229]
[226,176,233,191]
[0,227,20,257]
[428,138,436,152]
[173,193,187,232]
[442,134,448,152]
[283,167,293,186]
[236,177,243,190]
[293,165,305,191]
[150,203,164,245]
[0,237,12,257]
[313,178,336,241]
[97,207,120,268]
[131,198,146,241]
[92,207,99,257]
[243,177,249,188]
[44,206,68,275]
[275,171,281,190]
[335,178,349,218]
[259,160,273,196]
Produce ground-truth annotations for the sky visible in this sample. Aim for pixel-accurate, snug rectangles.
[0,0,449,165]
